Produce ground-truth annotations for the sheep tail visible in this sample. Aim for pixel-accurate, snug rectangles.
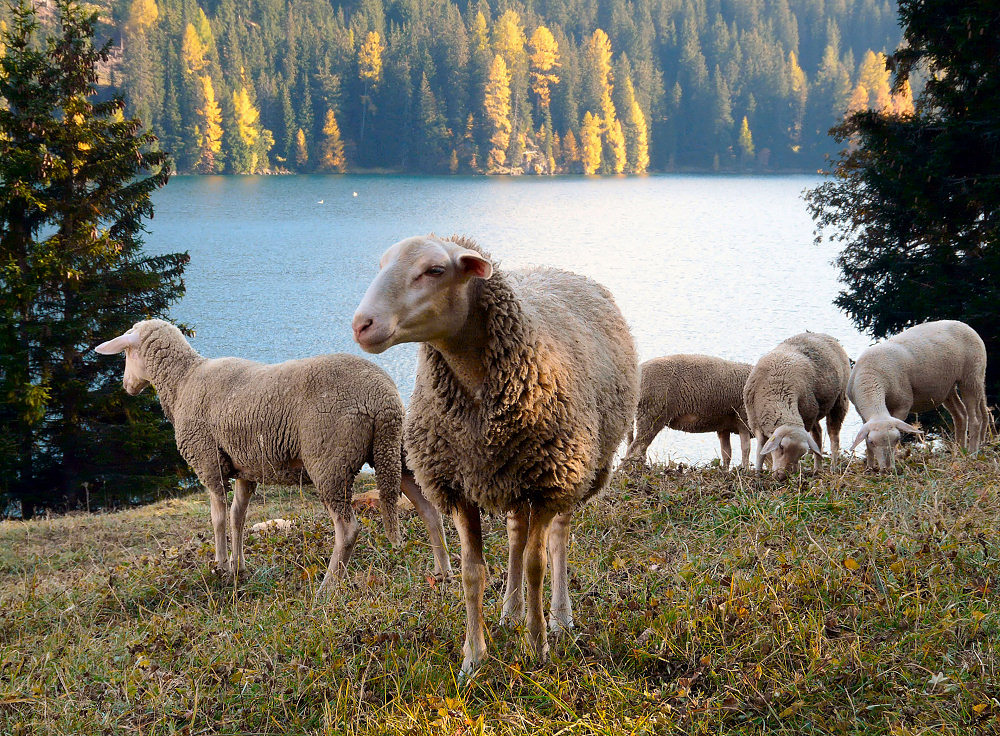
[371,409,403,547]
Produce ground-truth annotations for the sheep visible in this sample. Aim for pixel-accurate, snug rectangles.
[848,320,988,471]
[352,234,638,676]
[743,332,851,480]
[95,319,452,594]
[624,355,753,469]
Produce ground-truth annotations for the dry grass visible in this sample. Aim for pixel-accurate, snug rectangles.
[2,446,999,734]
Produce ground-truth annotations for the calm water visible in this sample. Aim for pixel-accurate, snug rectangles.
[144,174,871,464]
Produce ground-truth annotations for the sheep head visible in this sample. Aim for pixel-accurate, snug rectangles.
[851,417,922,471]
[95,323,152,395]
[760,424,821,480]
[353,234,493,354]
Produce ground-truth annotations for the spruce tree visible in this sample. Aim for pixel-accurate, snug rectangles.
[807,0,1000,400]
[0,0,189,517]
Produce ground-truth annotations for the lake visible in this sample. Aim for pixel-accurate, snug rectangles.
[144,174,872,465]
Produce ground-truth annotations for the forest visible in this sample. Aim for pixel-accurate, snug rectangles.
[14,0,905,175]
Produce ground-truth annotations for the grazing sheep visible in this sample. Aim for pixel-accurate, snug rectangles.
[624,355,753,469]
[744,332,850,480]
[352,234,638,676]
[848,320,988,470]
[95,319,452,594]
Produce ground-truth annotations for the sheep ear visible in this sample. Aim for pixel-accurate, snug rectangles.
[891,418,923,435]
[95,330,138,355]
[760,435,781,455]
[850,423,871,451]
[456,250,493,280]
[806,432,823,455]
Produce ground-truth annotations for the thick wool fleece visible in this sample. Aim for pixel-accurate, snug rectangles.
[634,355,752,436]
[848,320,988,422]
[744,332,851,437]
[134,320,401,542]
[403,237,639,516]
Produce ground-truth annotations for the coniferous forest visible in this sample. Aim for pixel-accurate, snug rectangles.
[4,0,907,175]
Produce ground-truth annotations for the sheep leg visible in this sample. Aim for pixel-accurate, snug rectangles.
[500,508,528,625]
[400,472,452,579]
[827,393,848,470]
[754,430,766,473]
[944,387,969,450]
[316,503,360,597]
[204,478,231,573]
[958,380,985,452]
[547,510,574,633]
[717,431,732,471]
[524,506,556,663]
[625,415,667,463]
[810,425,823,475]
[229,479,256,577]
[452,499,487,678]
[738,426,752,468]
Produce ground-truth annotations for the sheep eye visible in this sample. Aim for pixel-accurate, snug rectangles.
[424,266,446,277]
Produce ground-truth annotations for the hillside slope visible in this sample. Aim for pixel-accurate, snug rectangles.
[2,448,998,734]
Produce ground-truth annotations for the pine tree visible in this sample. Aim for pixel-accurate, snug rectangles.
[484,54,512,173]
[0,0,188,517]
[580,111,601,174]
[317,109,346,172]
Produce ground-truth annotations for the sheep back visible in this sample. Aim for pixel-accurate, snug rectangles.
[637,355,751,434]
[404,252,638,516]
[744,332,850,436]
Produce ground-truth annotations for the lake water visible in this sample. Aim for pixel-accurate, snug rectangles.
[144,174,872,465]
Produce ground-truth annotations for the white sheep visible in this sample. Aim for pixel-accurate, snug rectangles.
[848,320,988,470]
[95,319,452,594]
[624,355,753,469]
[744,332,851,479]
[352,234,638,676]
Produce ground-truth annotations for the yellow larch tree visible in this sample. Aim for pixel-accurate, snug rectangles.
[181,23,207,75]
[858,50,892,111]
[607,119,626,174]
[621,77,649,174]
[125,0,158,35]
[294,128,308,169]
[484,54,512,173]
[528,26,559,110]
[891,78,915,116]
[738,115,755,162]
[194,75,223,172]
[787,51,807,147]
[358,31,385,144]
[229,85,272,173]
[847,84,869,114]
[580,111,602,174]
[584,29,622,173]
[318,109,346,172]
[562,129,580,169]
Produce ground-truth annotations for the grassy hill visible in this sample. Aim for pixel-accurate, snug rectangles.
[2,447,998,734]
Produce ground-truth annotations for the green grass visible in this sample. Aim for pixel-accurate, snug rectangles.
[2,447,999,734]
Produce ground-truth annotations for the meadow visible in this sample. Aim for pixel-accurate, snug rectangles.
[2,446,998,735]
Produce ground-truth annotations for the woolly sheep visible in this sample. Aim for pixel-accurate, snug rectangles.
[95,319,452,595]
[352,234,638,676]
[848,320,988,471]
[624,355,753,469]
[743,332,850,480]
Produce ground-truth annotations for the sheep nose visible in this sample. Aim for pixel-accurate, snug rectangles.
[352,314,373,342]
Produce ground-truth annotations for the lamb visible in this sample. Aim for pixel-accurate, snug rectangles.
[743,332,851,480]
[848,320,988,471]
[624,355,753,469]
[352,234,639,676]
[95,319,452,594]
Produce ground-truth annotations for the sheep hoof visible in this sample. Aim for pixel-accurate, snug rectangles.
[457,658,482,684]
[548,615,574,635]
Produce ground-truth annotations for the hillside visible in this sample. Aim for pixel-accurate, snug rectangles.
[3,0,905,174]
[2,446,997,734]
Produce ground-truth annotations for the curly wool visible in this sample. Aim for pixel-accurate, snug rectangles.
[134,320,402,542]
[403,237,639,515]
[744,332,851,437]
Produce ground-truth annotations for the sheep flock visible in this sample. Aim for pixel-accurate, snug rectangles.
[95,233,992,678]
